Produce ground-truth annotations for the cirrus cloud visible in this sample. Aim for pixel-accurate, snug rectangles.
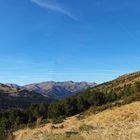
[31,0,77,20]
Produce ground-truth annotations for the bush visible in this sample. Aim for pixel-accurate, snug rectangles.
[52,116,65,124]
[79,124,94,132]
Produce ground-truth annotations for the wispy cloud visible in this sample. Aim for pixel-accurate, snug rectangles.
[31,0,77,20]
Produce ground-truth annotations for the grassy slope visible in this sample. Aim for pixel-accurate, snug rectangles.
[13,101,140,140]
[93,71,140,93]
[12,71,140,139]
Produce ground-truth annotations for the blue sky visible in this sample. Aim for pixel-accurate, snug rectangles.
[0,0,140,85]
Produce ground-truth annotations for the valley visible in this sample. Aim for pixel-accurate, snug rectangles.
[1,71,140,140]
[0,81,95,109]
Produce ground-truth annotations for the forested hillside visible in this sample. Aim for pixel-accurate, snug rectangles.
[1,71,140,139]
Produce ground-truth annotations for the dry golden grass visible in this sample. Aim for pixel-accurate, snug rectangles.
[13,101,140,140]
[95,71,140,93]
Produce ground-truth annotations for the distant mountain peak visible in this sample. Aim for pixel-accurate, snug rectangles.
[0,81,96,108]
[24,81,97,99]
[6,83,21,89]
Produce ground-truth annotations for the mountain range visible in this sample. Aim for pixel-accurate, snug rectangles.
[23,81,96,99]
[0,81,96,108]
[12,71,140,140]
[2,71,140,109]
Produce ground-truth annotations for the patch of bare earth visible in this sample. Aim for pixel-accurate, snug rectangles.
[13,101,140,140]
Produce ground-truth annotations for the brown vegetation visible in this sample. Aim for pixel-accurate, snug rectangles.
[13,101,140,140]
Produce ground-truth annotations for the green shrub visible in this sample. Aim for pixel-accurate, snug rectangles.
[79,124,94,132]
[52,116,65,124]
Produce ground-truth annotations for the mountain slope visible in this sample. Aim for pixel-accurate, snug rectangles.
[13,101,140,140]
[24,81,96,99]
[0,90,54,109]
[12,71,140,140]
[0,83,18,94]
[0,81,96,108]
[2,71,140,139]
[0,84,55,109]
[93,71,140,93]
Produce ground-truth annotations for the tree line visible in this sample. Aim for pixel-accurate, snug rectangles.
[1,81,140,139]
